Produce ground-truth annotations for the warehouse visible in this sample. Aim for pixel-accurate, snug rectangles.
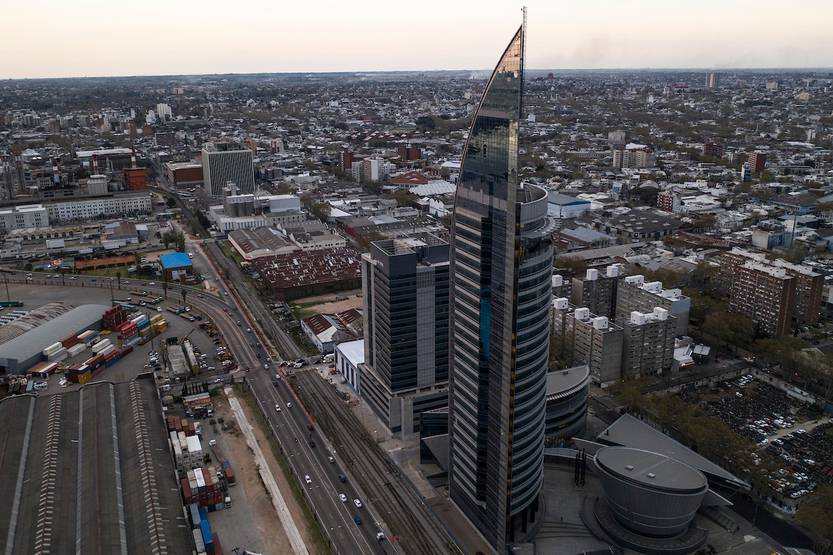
[0,374,192,554]
[160,252,193,281]
[0,303,109,374]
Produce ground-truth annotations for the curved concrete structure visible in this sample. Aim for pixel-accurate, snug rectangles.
[545,365,590,443]
[594,446,708,537]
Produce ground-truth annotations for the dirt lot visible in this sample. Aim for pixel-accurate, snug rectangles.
[215,393,325,555]
[292,289,362,317]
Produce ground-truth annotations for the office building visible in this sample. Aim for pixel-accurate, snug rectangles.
[202,142,255,196]
[622,308,677,378]
[615,275,690,336]
[570,265,621,318]
[361,235,450,439]
[165,161,204,187]
[552,300,624,388]
[718,248,822,331]
[448,20,555,550]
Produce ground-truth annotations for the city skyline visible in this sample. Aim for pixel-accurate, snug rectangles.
[3,0,833,79]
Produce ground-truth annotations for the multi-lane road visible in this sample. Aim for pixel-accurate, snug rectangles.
[7,270,387,553]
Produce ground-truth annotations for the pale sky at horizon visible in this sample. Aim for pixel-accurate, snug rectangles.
[3,0,833,79]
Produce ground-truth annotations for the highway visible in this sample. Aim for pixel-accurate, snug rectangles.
[6,271,384,554]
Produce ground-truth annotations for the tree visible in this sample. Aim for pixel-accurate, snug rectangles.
[166,197,177,208]
[797,485,833,555]
[702,309,754,350]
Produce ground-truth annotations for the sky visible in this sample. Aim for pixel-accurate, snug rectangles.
[3,0,833,79]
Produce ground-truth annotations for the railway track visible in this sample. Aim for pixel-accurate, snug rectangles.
[292,371,455,555]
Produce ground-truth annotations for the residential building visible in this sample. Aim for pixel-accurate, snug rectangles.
[705,72,720,89]
[748,151,767,174]
[615,275,690,336]
[612,143,655,169]
[718,248,823,329]
[202,142,255,196]
[552,300,624,388]
[552,274,571,299]
[361,234,450,439]
[621,308,676,378]
[570,265,622,318]
[448,21,553,550]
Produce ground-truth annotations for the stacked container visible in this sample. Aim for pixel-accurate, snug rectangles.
[91,338,112,354]
[77,329,99,346]
[67,343,86,357]
[221,460,235,486]
[102,306,127,331]
[116,320,137,341]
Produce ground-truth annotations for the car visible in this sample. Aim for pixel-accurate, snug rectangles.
[376,532,385,542]
[34,381,48,390]
[328,456,335,463]
[308,440,316,448]
[338,474,347,483]
[304,475,312,484]
[157,307,163,312]
[339,493,347,503]
[353,515,362,526]
[148,281,156,286]
[353,499,363,509]
[59,378,68,387]
[275,404,281,412]
[69,275,76,280]
[246,328,252,333]
[237,321,242,326]
[208,439,217,447]
[264,363,269,369]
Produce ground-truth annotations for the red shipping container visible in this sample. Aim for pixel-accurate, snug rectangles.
[181,478,192,501]
[213,533,223,555]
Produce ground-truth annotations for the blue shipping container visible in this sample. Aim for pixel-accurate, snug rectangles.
[200,519,213,549]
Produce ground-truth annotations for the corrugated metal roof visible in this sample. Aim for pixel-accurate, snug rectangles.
[0,304,108,365]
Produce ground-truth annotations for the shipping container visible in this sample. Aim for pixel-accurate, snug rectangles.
[67,343,86,356]
[77,371,92,385]
[200,520,213,551]
[212,533,223,555]
[192,528,205,554]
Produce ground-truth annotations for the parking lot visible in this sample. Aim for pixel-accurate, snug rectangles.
[680,374,831,508]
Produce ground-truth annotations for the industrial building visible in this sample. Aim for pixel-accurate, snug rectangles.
[251,247,362,300]
[159,252,193,281]
[0,303,108,374]
[0,375,193,554]
[545,365,590,444]
[335,339,364,392]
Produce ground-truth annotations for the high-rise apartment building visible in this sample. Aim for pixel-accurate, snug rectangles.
[622,308,676,378]
[612,144,655,169]
[705,72,720,89]
[448,20,554,550]
[552,300,624,388]
[718,248,823,330]
[748,151,767,174]
[615,275,690,336]
[361,235,450,438]
[202,142,255,196]
[730,262,795,337]
[570,265,622,318]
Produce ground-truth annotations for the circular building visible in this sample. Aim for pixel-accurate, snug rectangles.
[593,446,708,537]
[545,365,590,444]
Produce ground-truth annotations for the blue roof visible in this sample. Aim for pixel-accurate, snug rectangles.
[159,252,192,269]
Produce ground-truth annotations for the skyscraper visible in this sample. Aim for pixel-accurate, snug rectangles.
[448,17,554,551]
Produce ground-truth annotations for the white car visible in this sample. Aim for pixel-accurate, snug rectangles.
[59,378,68,387]
[304,475,312,484]
[353,499,363,509]
[149,281,156,286]
[286,402,292,408]
[339,493,347,503]
[275,404,281,412]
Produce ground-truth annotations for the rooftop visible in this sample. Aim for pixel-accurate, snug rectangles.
[598,414,749,490]
[0,375,192,554]
[546,365,590,400]
[595,446,708,493]
[159,252,192,269]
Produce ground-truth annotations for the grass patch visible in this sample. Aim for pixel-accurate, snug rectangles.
[233,385,329,555]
